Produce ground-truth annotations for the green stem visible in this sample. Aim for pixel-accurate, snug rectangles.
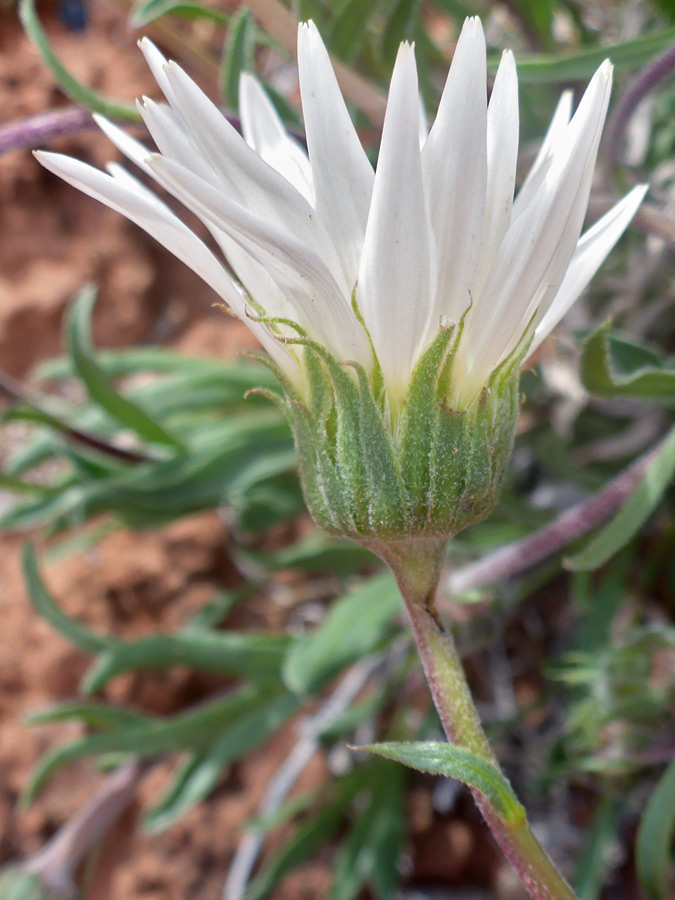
[380,537,579,900]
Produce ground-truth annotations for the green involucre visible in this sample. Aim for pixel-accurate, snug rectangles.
[259,328,521,543]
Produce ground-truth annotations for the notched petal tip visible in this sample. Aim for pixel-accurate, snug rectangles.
[137,36,161,59]
[459,15,485,40]
[394,40,417,67]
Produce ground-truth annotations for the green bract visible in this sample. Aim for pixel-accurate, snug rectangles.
[253,324,521,545]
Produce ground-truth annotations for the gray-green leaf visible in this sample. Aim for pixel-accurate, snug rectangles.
[355,741,525,825]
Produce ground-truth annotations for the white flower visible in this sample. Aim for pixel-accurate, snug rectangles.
[36,17,646,411]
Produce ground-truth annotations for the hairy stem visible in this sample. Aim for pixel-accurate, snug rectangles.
[380,538,578,900]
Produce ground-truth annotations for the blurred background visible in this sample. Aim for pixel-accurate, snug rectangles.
[0,1,673,899]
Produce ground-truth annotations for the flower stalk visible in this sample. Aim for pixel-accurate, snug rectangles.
[383,539,578,900]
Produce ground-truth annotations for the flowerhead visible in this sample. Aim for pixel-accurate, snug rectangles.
[36,18,646,541]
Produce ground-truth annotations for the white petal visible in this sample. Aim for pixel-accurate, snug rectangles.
[418,92,429,148]
[455,62,613,403]
[422,16,487,322]
[93,114,154,176]
[34,151,299,379]
[160,59,348,294]
[146,153,371,365]
[99,105,306,352]
[138,37,178,104]
[512,89,573,221]
[239,73,314,204]
[357,42,436,399]
[530,183,648,351]
[297,21,374,290]
[137,97,217,180]
[476,49,518,289]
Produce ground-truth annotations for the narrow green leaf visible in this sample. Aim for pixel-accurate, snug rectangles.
[66,287,185,451]
[221,7,256,109]
[0,474,56,497]
[282,572,400,694]
[23,685,269,802]
[238,532,375,575]
[247,788,321,835]
[329,0,381,60]
[574,795,624,900]
[26,701,149,730]
[84,630,291,693]
[131,0,229,27]
[636,758,675,900]
[329,760,405,900]
[381,0,420,64]
[246,767,371,900]
[566,429,675,571]
[37,347,263,381]
[580,323,675,404]
[143,690,299,832]
[490,28,675,83]
[23,543,109,655]
[512,0,554,45]
[19,0,140,121]
[356,741,526,825]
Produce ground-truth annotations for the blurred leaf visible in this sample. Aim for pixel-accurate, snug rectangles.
[319,689,389,741]
[24,684,280,802]
[580,323,675,404]
[84,630,292,693]
[19,0,139,120]
[329,760,405,900]
[186,590,241,631]
[329,0,381,61]
[512,0,554,45]
[381,0,419,64]
[574,795,623,900]
[27,701,149,730]
[3,412,294,533]
[282,572,400,694]
[0,868,70,900]
[23,542,109,655]
[144,690,299,832]
[495,28,675,82]
[38,347,269,382]
[131,0,228,26]
[293,0,327,27]
[246,766,372,900]
[356,741,526,825]
[248,788,321,835]
[0,474,56,497]
[570,553,632,651]
[221,7,256,110]
[233,476,305,532]
[239,532,375,575]
[636,757,675,900]
[431,0,475,18]
[651,0,675,22]
[566,429,675,570]
[67,287,185,451]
